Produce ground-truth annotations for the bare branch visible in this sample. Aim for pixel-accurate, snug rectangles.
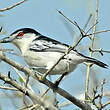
[28,104,41,110]
[89,48,110,56]
[41,10,109,82]
[0,85,18,91]
[0,54,92,110]
[86,29,110,37]
[57,9,77,27]
[42,12,88,79]
[41,88,50,97]
[0,0,27,12]
[83,14,92,31]
[102,100,110,108]
[58,101,72,108]
[77,14,92,40]
[98,79,105,108]
[18,105,33,110]
[85,21,98,35]
[0,71,58,110]
[85,0,99,99]
[12,67,34,92]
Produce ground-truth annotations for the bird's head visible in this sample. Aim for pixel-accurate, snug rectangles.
[0,28,40,51]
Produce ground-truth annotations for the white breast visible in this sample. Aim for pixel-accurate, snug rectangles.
[22,50,82,75]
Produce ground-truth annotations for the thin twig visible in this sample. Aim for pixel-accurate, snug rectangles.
[18,105,33,110]
[0,70,58,110]
[58,101,72,107]
[57,9,78,27]
[85,0,99,99]
[98,79,105,109]
[86,29,110,37]
[29,104,41,110]
[83,14,92,31]
[42,10,103,80]
[42,34,85,78]
[57,10,108,48]
[0,85,18,91]
[91,86,99,105]
[85,21,98,35]
[102,100,110,108]
[42,19,87,79]
[0,0,27,12]
[41,88,50,97]
[77,14,92,40]
[53,92,57,106]
[89,48,110,56]
[74,21,84,36]
[12,67,34,93]
[57,10,88,35]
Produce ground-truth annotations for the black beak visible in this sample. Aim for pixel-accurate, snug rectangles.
[0,37,14,43]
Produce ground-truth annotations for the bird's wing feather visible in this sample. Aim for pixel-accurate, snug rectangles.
[29,35,70,53]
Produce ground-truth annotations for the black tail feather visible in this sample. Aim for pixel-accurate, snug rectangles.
[85,57,108,68]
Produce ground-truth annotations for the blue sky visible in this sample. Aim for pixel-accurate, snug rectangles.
[0,0,110,109]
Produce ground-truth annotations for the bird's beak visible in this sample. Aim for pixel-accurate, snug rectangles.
[0,36,15,43]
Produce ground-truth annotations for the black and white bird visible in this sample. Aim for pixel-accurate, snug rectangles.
[1,28,108,75]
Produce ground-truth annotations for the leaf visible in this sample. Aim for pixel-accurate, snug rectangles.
[19,76,23,83]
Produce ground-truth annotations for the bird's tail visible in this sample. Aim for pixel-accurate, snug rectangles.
[84,56,108,68]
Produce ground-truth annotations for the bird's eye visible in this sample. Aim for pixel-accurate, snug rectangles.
[17,32,24,39]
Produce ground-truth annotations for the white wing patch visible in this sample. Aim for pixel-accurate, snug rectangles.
[29,36,69,53]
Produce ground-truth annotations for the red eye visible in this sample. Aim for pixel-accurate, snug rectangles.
[18,32,23,37]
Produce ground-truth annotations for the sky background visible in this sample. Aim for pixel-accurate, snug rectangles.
[0,0,110,110]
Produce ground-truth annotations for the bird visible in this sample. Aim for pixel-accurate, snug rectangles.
[0,28,108,76]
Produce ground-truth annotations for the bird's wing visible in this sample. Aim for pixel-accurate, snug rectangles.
[29,35,70,53]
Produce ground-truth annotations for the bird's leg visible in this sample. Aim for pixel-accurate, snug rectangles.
[54,72,68,87]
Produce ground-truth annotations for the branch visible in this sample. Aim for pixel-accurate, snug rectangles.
[86,29,110,37]
[77,14,92,40]
[12,67,34,93]
[42,12,88,78]
[0,54,92,110]
[89,48,110,56]
[58,101,72,108]
[0,0,27,12]
[102,101,110,108]
[83,14,92,31]
[0,85,18,91]
[57,9,78,27]
[85,0,99,99]
[97,79,105,109]
[18,105,33,110]
[0,71,58,110]
[85,21,98,35]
